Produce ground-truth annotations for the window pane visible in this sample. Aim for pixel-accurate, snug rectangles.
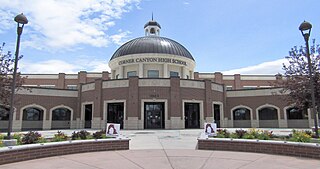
[170,71,179,77]
[23,107,43,121]
[0,106,9,121]
[52,108,71,121]
[148,70,159,78]
[233,108,250,120]
[287,107,307,119]
[127,71,137,77]
[259,107,278,120]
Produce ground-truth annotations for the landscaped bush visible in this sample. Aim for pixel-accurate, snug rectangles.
[289,130,311,142]
[0,134,4,140]
[0,140,3,147]
[241,128,272,140]
[93,130,106,139]
[21,131,42,144]
[53,131,68,142]
[235,129,247,138]
[13,133,22,145]
[71,130,91,140]
[214,128,274,140]
[216,129,230,138]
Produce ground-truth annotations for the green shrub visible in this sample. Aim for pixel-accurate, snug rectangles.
[304,130,312,136]
[38,137,47,143]
[216,129,230,138]
[257,132,270,140]
[0,134,5,140]
[71,130,90,140]
[242,133,255,139]
[0,140,3,147]
[21,131,42,144]
[235,129,247,138]
[13,133,22,145]
[93,130,106,139]
[289,130,311,142]
[229,133,239,139]
[53,131,68,142]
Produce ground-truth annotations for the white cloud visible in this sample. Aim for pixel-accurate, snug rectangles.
[183,2,190,5]
[0,0,141,50]
[19,59,110,74]
[222,59,289,75]
[110,30,131,45]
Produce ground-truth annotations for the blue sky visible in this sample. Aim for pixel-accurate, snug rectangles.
[0,0,320,74]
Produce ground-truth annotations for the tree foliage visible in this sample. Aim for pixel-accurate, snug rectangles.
[0,42,24,107]
[277,39,320,111]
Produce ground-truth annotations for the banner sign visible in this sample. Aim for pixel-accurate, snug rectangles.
[204,123,217,136]
[106,123,120,136]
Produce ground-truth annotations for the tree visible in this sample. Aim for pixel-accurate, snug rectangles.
[277,39,320,112]
[0,42,24,108]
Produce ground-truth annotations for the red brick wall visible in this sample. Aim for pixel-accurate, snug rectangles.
[15,94,78,120]
[226,95,287,119]
[0,139,129,165]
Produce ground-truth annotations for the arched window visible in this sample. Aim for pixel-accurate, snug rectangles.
[233,108,250,120]
[287,107,307,119]
[23,107,44,121]
[0,106,9,120]
[52,108,71,121]
[259,107,278,120]
[150,28,155,34]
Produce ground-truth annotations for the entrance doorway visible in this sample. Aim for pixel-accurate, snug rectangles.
[213,104,221,128]
[144,102,164,129]
[84,104,92,128]
[107,103,124,129]
[184,103,200,128]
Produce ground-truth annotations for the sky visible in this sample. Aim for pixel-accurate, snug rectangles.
[0,0,320,75]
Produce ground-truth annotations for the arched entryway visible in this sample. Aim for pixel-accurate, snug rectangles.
[286,107,308,128]
[232,106,251,128]
[51,107,72,129]
[258,106,279,128]
[0,105,9,132]
[22,106,44,131]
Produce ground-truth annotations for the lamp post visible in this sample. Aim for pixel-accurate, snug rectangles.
[7,13,28,140]
[299,21,318,138]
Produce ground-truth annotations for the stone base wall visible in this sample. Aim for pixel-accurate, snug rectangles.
[0,139,130,165]
[198,138,320,159]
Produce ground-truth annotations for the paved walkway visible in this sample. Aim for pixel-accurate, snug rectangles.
[1,129,320,169]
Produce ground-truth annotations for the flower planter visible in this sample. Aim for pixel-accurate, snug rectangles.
[198,138,320,159]
[0,138,130,165]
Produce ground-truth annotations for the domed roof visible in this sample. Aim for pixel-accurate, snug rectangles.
[110,36,194,61]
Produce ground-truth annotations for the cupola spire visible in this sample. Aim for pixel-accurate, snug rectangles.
[144,14,161,36]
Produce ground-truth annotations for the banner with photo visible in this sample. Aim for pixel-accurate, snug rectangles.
[204,123,217,136]
[106,123,120,136]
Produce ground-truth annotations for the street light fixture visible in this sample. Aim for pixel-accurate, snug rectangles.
[299,21,318,138]
[7,13,28,140]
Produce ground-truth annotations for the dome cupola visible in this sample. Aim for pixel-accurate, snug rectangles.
[144,14,161,36]
[108,17,196,80]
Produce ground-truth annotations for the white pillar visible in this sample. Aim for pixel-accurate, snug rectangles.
[139,63,144,78]
[182,67,188,79]
[163,64,168,78]
[119,66,124,79]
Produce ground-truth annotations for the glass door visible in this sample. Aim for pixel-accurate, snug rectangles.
[185,103,200,128]
[144,102,164,129]
[107,103,124,129]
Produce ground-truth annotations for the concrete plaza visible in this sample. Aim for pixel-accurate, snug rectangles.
[0,129,319,169]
